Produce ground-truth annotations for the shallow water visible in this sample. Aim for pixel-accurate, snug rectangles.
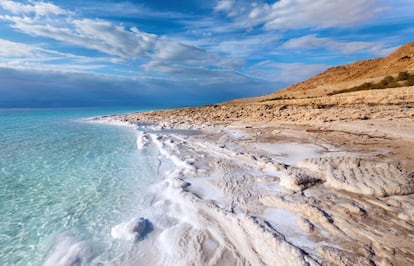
[0,108,160,265]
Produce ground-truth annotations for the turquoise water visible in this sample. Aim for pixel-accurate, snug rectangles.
[0,108,160,265]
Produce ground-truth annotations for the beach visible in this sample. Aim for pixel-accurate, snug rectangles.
[2,1,414,265]
[108,87,414,265]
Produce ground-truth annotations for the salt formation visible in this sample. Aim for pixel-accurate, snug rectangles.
[280,165,322,191]
[111,108,414,264]
[136,131,150,150]
[297,157,414,196]
[111,217,151,241]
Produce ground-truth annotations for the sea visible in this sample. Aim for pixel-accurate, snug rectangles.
[0,108,162,265]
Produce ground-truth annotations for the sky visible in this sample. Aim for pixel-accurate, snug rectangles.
[0,0,413,108]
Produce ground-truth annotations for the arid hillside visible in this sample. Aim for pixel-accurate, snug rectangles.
[233,41,414,103]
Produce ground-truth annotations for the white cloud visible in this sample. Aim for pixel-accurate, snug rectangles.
[0,10,158,59]
[282,34,392,56]
[215,0,235,12]
[75,1,191,20]
[249,61,328,83]
[151,41,209,65]
[214,0,249,18]
[213,34,280,57]
[0,38,36,57]
[71,19,157,58]
[0,38,128,74]
[244,0,385,30]
[144,39,244,76]
[0,0,67,16]
[0,0,245,77]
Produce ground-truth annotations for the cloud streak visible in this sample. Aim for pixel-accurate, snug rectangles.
[0,38,127,74]
[0,0,67,16]
[0,13,158,59]
[282,34,392,56]
[0,0,246,78]
[227,0,385,30]
[249,61,328,83]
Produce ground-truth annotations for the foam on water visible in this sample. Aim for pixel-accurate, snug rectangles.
[43,233,95,266]
[136,131,150,150]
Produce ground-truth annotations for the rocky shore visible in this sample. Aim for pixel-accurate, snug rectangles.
[106,84,414,265]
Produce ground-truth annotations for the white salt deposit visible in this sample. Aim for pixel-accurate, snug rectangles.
[261,208,318,250]
[91,113,414,265]
[279,166,322,191]
[84,116,137,128]
[151,134,195,172]
[135,131,319,265]
[298,157,414,196]
[185,176,230,208]
[255,142,324,165]
[111,217,149,241]
[136,131,150,150]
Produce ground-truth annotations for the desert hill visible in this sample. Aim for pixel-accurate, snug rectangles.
[232,41,414,103]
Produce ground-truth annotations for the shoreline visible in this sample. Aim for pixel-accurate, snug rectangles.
[108,98,414,265]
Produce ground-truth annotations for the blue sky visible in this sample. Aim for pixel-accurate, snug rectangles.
[0,0,413,107]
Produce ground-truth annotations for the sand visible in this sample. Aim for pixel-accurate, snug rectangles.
[105,92,414,265]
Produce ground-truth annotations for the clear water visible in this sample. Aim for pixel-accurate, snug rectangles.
[0,108,160,265]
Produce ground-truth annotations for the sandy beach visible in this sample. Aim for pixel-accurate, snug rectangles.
[101,85,414,265]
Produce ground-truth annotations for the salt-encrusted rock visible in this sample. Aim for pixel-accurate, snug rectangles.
[280,166,322,191]
[111,217,151,241]
[298,157,414,197]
